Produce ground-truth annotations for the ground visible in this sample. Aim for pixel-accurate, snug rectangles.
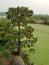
[29,24,49,65]
[0,54,15,65]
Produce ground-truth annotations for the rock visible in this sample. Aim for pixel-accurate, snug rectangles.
[10,56,25,65]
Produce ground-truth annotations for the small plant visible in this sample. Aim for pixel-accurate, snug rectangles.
[0,62,2,65]
[0,47,5,51]
[0,47,10,57]
[1,50,10,57]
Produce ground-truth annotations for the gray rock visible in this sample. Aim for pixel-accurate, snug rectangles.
[10,56,25,65]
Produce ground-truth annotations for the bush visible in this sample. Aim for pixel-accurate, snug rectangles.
[1,50,10,57]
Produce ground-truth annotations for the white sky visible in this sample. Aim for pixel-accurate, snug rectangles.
[0,0,49,14]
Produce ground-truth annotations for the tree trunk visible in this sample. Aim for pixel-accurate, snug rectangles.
[18,22,21,55]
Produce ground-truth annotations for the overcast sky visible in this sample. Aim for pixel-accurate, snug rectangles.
[0,0,49,14]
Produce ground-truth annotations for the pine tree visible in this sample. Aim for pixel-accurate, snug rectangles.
[6,6,37,55]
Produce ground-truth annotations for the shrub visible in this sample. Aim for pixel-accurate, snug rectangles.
[1,50,10,57]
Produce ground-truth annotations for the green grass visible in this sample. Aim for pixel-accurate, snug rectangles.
[29,24,49,65]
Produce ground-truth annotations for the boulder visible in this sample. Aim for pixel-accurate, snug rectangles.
[10,56,25,65]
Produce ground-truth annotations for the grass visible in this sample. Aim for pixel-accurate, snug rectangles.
[29,24,49,65]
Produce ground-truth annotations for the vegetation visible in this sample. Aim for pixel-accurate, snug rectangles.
[0,7,37,65]
[29,24,49,65]
[6,7,37,55]
[32,14,49,24]
[0,62,2,65]
[0,47,10,57]
[0,7,49,65]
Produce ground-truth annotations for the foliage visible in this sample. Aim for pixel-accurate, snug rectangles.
[6,6,37,55]
[1,50,10,57]
[0,18,10,45]
[0,18,17,49]
[0,62,2,65]
[0,47,10,57]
